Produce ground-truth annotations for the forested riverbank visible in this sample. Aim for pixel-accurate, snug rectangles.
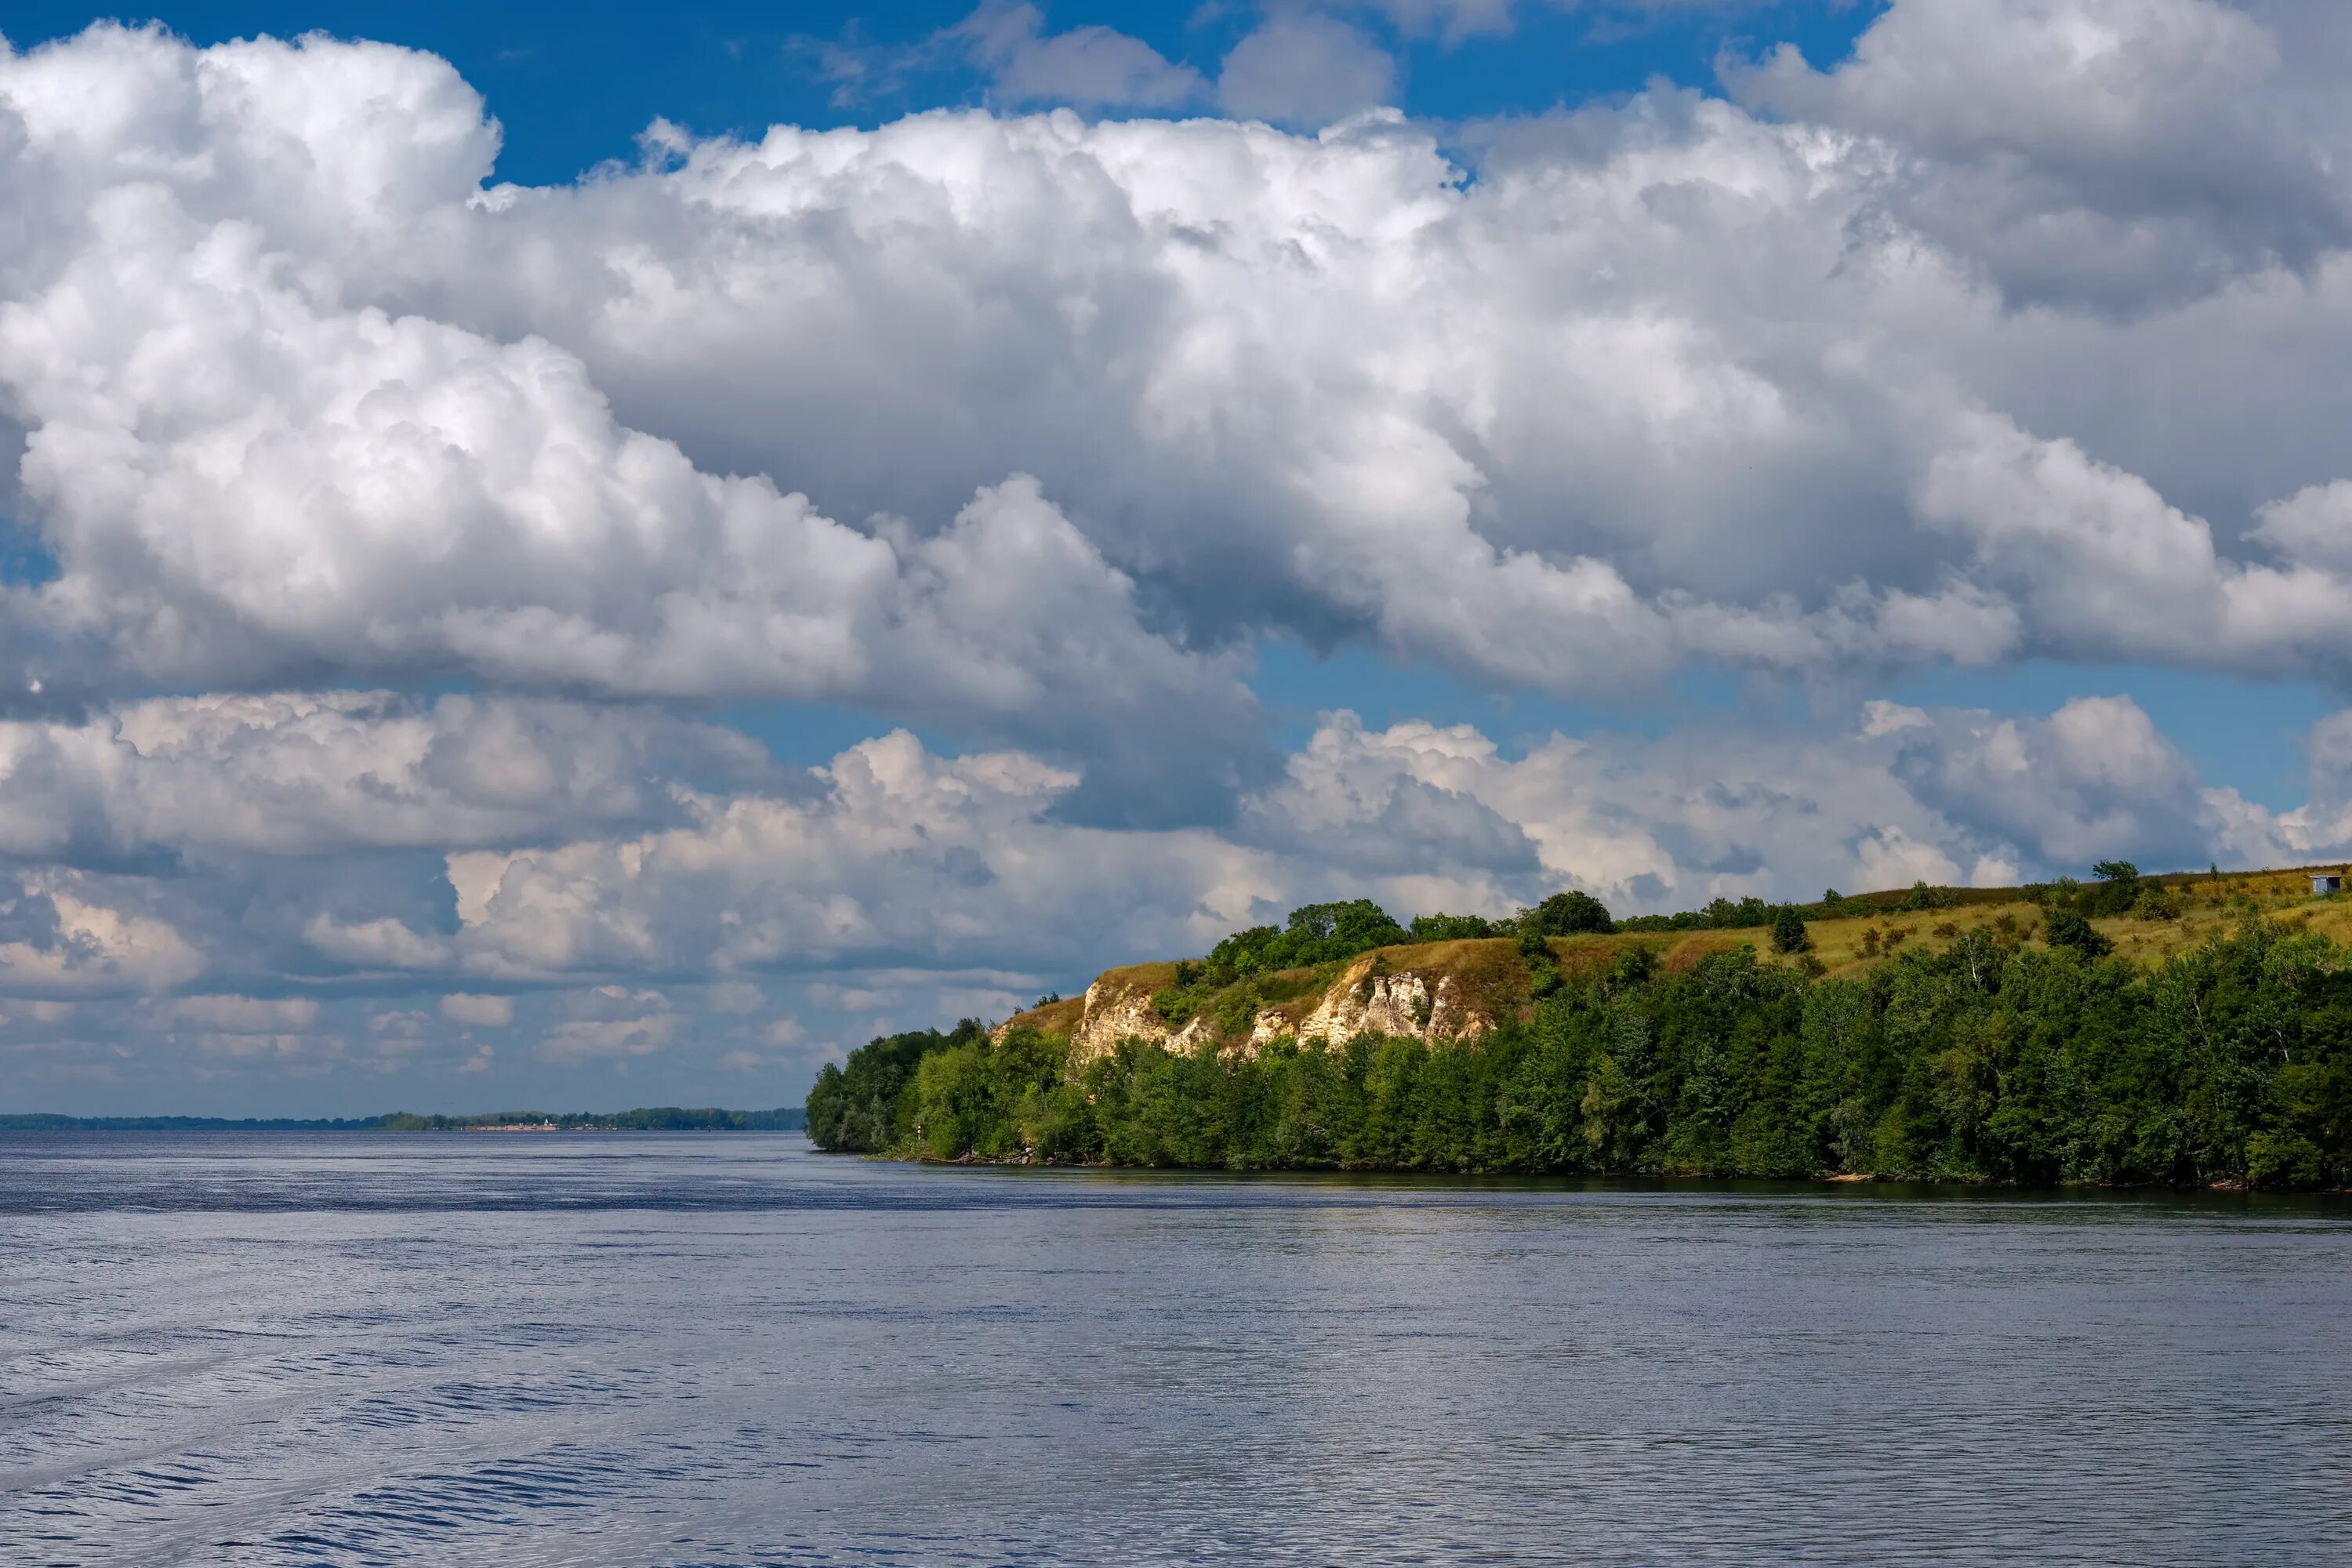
[808,915,2352,1189]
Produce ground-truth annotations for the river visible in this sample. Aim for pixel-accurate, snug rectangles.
[3,1132,2347,1565]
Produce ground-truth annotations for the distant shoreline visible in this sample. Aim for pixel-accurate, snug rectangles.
[0,1107,807,1134]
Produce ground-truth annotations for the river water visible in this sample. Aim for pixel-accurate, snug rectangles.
[2,1132,2347,1566]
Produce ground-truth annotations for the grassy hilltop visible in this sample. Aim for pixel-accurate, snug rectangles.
[808,863,2352,1188]
[994,862,2352,1049]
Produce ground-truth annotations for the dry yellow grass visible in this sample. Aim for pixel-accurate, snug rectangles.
[1086,960,1182,996]
[1015,995,1087,1037]
[1790,866,2352,977]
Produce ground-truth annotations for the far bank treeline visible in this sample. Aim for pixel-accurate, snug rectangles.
[807,887,2352,1189]
[373,1106,804,1131]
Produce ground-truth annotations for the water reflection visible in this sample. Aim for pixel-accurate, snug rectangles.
[2,1132,2346,1565]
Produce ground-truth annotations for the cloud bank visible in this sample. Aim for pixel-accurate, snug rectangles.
[3,3,2351,1107]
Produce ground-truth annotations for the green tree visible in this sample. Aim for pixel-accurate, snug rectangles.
[2080,860,2145,916]
[1523,890,1616,935]
[1206,899,1408,979]
[1410,912,1496,941]
[1771,906,1813,954]
[806,1022,981,1151]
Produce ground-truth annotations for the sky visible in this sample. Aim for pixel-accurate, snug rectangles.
[7,0,2352,1116]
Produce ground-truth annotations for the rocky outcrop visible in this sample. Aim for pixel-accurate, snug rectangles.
[1043,954,1498,1062]
[1073,982,1214,1067]
[1285,958,1496,1047]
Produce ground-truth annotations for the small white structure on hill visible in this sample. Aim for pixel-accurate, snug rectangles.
[2314,873,2343,895]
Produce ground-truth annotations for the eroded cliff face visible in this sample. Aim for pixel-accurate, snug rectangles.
[1287,960,1496,1048]
[1064,975,1218,1059]
[1028,954,1501,1062]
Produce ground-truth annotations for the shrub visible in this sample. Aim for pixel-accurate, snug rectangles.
[1900,881,1958,912]
[1152,985,1203,1026]
[1517,927,1562,996]
[1214,984,1264,1039]
[1770,906,1812,954]
[2045,909,2114,958]
[2248,1131,2325,1189]
[2078,866,2143,917]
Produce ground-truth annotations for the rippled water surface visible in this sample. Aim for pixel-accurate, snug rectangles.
[3,1133,2349,1566]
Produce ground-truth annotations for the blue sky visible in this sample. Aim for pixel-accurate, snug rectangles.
[10,3,1884,181]
[5,0,2352,1114]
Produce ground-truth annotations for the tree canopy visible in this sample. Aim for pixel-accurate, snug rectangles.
[1523,891,1617,935]
[812,919,2352,1189]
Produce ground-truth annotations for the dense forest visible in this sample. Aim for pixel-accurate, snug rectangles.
[808,899,2352,1188]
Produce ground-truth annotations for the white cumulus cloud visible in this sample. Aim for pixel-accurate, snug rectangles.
[3,9,2352,1103]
